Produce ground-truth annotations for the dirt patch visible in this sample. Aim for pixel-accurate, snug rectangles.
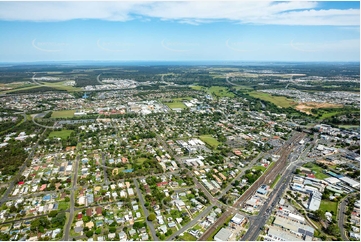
[295,102,343,115]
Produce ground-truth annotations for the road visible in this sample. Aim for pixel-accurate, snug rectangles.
[96,74,104,85]
[63,155,80,241]
[241,162,297,241]
[168,205,213,240]
[31,73,44,86]
[133,179,158,241]
[338,195,351,241]
[198,131,305,241]
[101,152,109,185]
[32,112,56,129]
[242,136,315,241]
[218,152,264,199]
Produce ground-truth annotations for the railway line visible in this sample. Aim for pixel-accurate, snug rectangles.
[198,131,305,241]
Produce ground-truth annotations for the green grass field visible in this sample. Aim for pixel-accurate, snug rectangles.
[1,81,81,94]
[208,86,235,97]
[199,135,220,149]
[136,158,147,165]
[165,102,187,109]
[338,125,360,130]
[180,233,197,241]
[271,174,281,188]
[303,163,329,179]
[319,200,338,217]
[172,97,193,101]
[1,84,39,94]
[42,81,81,92]
[190,85,235,97]
[233,85,253,90]
[190,85,204,91]
[58,201,69,210]
[49,130,73,139]
[51,110,75,118]
[318,110,343,119]
[249,91,296,108]
[252,165,267,172]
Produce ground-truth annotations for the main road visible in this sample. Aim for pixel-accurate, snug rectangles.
[198,131,305,241]
[242,135,315,241]
[241,161,299,241]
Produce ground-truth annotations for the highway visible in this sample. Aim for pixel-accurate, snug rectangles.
[198,131,305,241]
[32,112,56,129]
[96,74,104,85]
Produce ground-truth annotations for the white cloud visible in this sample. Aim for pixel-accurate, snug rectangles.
[290,39,360,52]
[0,1,359,26]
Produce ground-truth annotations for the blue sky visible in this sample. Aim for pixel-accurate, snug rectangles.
[0,1,359,62]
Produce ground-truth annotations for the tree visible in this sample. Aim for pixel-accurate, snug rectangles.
[147,213,156,221]
[133,221,145,230]
[86,231,93,238]
[313,210,324,221]
[109,227,116,233]
[95,228,101,235]
[48,210,58,218]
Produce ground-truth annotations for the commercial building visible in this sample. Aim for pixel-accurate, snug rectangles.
[273,216,314,237]
[265,226,302,241]
[214,228,233,241]
[231,213,246,226]
[339,176,360,188]
[308,191,322,211]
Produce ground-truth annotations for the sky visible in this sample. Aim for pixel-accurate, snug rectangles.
[0,1,359,62]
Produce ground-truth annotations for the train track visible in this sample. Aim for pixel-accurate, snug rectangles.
[198,131,305,241]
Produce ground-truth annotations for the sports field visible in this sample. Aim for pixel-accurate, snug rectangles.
[165,102,186,109]
[51,110,75,118]
[249,91,295,108]
[199,135,220,149]
[49,130,73,139]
